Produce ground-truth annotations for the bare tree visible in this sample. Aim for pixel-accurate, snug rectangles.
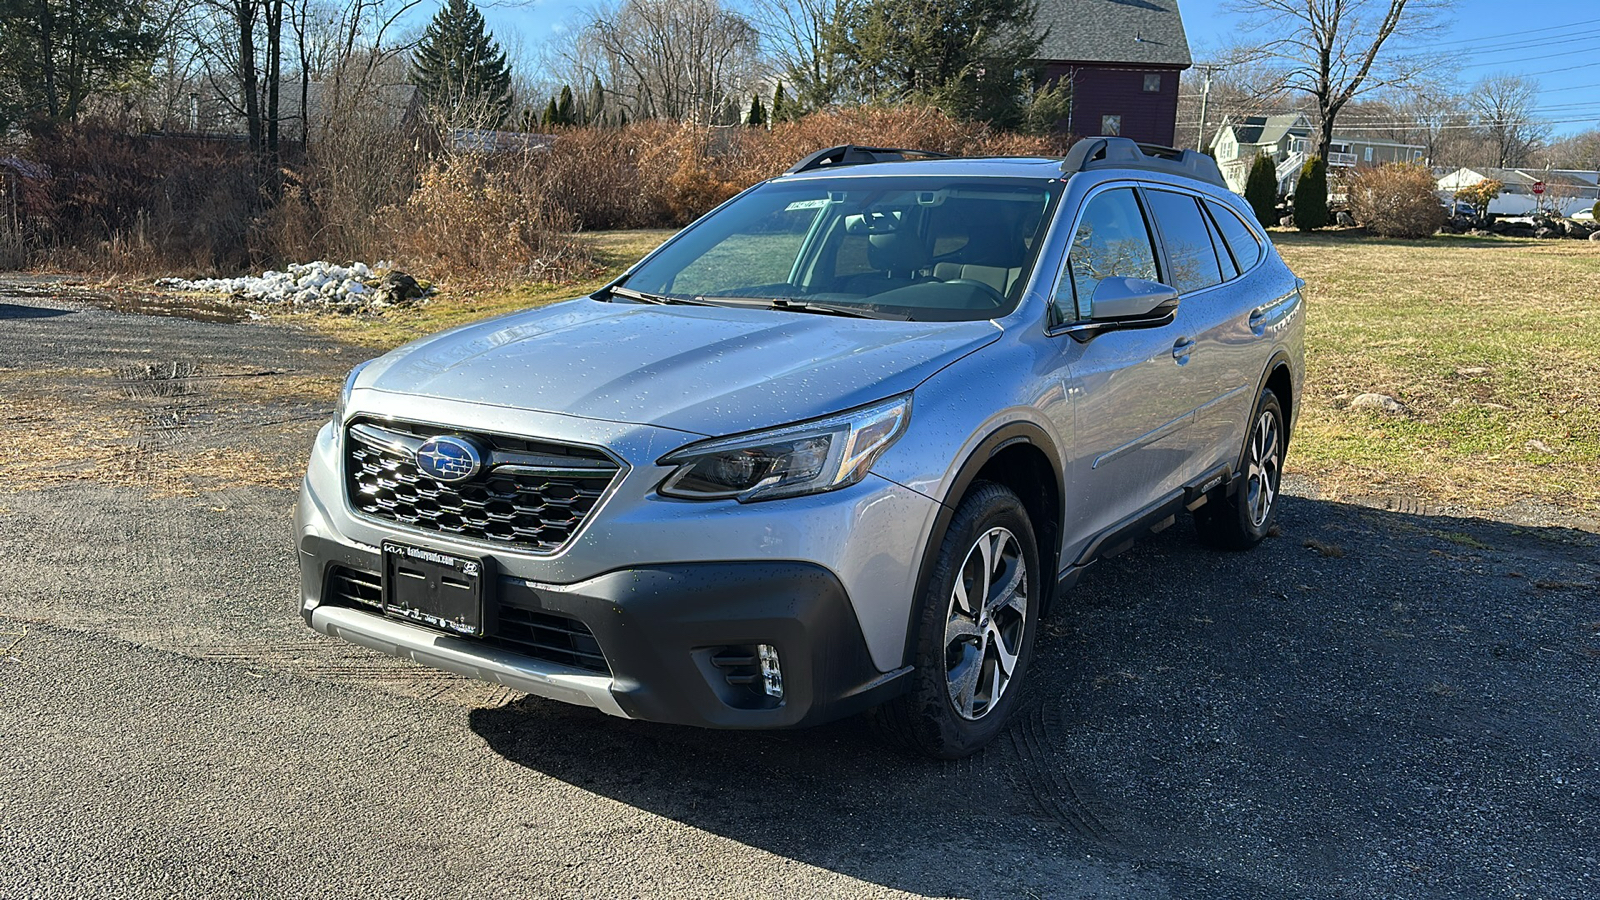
[577,0,760,123]
[1178,47,1293,152]
[1229,0,1450,161]
[1471,73,1547,169]
[748,0,843,109]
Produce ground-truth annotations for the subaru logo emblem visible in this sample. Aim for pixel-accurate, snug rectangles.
[415,436,483,483]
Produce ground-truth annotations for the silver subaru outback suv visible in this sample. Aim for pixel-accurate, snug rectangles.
[296,138,1304,758]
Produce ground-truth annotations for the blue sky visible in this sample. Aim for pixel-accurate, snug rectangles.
[479,0,1600,137]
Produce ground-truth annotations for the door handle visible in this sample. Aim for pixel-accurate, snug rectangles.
[1172,338,1196,361]
[1248,309,1267,333]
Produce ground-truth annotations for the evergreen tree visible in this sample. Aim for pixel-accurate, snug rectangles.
[1244,154,1279,228]
[556,84,575,125]
[586,75,604,125]
[1293,156,1330,231]
[826,0,1043,126]
[771,83,789,123]
[746,94,766,127]
[409,0,513,127]
[541,97,558,128]
[0,0,159,124]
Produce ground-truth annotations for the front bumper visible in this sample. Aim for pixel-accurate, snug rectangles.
[300,536,910,728]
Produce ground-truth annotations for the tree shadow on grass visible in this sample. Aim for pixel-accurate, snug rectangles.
[470,495,1600,899]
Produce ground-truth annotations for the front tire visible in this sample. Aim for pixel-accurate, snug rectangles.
[874,482,1041,759]
[1196,386,1286,551]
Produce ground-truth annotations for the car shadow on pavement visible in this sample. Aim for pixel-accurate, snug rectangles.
[0,302,72,319]
[470,496,1600,898]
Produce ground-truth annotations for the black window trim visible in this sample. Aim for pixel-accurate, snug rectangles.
[1043,180,1165,334]
[1145,179,1267,297]
[1138,184,1228,298]
[1200,197,1267,276]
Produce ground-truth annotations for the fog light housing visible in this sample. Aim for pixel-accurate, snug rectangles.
[758,643,784,699]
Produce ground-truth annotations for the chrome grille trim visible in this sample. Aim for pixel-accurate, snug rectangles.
[343,418,624,554]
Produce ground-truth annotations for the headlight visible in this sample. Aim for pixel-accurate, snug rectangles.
[658,395,911,502]
[332,360,373,428]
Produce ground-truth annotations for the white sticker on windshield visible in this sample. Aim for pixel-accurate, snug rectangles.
[784,199,829,211]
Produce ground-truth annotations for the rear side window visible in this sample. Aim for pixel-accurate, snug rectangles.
[1144,190,1223,295]
[1205,199,1265,273]
[1055,187,1159,321]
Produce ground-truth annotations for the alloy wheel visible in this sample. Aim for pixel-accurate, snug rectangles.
[944,527,1028,721]
[1245,409,1282,527]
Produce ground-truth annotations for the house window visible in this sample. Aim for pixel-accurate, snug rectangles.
[1365,146,1374,163]
[1102,115,1121,136]
[1143,74,1161,93]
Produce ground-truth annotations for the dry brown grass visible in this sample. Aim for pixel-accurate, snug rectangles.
[1,366,334,497]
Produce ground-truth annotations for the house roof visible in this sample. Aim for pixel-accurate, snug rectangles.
[296,81,421,132]
[1221,114,1309,147]
[447,129,556,154]
[1444,167,1599,188]
[1034,0,1192,68]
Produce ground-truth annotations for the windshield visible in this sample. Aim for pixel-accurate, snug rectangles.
[616,176,1063,322]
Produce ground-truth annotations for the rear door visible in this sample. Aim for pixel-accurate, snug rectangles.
[1140,187,1252,480]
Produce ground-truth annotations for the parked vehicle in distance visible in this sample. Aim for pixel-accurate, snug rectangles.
[1572,208,1596,221]
[295,138,1306,758]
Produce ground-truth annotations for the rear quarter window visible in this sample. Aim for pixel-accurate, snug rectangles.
[1205,199,1265,273]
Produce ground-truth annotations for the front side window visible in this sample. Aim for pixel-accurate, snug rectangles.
[621,176,1060,322]
[1144,190,1223,295]
[1053,187,1159,322]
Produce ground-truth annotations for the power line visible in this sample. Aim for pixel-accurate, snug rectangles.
[1431,27,1600,58]
[1451,40,1600,71]
[1414,16,1600,49]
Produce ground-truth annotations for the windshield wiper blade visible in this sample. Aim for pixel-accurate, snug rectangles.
[605,285,707,306]
[765,298,907,320]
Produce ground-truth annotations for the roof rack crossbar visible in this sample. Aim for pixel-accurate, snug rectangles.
[1060,137,1228,189]
[785,144,951,175]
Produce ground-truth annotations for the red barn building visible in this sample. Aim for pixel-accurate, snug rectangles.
[1036,0,1193,145]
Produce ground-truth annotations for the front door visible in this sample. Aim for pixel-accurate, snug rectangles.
[1047,185,1201,557]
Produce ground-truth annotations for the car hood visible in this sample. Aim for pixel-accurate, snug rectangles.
[362,298,1002,436]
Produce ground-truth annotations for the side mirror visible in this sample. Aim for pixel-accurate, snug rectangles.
[1090,277,1180,321]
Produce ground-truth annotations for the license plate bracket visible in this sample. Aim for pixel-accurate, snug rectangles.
[381,541,490,637]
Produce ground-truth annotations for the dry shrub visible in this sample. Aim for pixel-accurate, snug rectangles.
[13,104,1072,279]
[383,156,597,281]
[540,105,1067,230]
[1347,164,1447,239]
[23,122,261,274]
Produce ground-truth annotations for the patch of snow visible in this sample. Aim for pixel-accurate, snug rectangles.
[156,261,424,311]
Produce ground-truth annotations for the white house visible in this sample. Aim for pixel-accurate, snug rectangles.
[1210,113,1425,196]
[1437,167,1600,217]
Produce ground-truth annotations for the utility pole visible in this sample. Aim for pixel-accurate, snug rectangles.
[1194,65,1219,152]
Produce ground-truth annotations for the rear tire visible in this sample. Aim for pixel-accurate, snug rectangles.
[873,482,1041,759]
[1196,386,1285,551]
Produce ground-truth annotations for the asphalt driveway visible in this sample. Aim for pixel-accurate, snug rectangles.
[2,277,1597,898]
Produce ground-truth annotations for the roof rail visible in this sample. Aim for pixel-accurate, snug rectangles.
[1060,137,1227,189]
[785,144,951,175]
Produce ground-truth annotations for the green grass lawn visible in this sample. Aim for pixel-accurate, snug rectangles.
[1272,231,1600,511]
[299,228,1600,514]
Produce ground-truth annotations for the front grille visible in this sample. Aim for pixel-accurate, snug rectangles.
[495,605,609,673]
[323,566,611,675]
[344,418,621,553]
[328,567,382,609]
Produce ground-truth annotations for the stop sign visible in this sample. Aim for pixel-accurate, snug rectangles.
[1532,181,1546,195]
